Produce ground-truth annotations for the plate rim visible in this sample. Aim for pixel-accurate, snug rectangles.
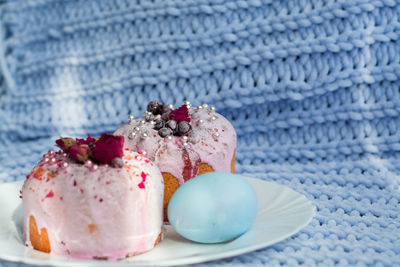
[0,177,315,266]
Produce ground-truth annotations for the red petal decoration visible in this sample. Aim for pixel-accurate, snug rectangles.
[68,144,90,163]
[76,135,96,146]
[91,134,124,165]
[169,105,190,122]
[45,190,54,198]
[55,137,76,152]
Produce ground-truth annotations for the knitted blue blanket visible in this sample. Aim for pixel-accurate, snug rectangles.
[1,0,399,266]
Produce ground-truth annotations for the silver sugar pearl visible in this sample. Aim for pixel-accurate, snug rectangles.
[182,142,188,147]
[128,132,136,139]
[184,101,190,106]
[48,149,55,155]
[210,106,216,111]
[167,136,172,140]
[61,162,69,168]
[62,153,68,157]
[197,105,203,109]
[112,157,124,168]
[135,127,140,132]
[44,157,50,163]
[168,104,174,109]
[150,120,156,125]
[50,158,57,164]
[141,132,148,138]
[85,160,93,167]
[210,116,217,121]
[140,120,146,125]
[197,119,204,125]
[128,115,134,122]
[182,136,188,141]
[202,104,208,108]
[214,132,220,138]
[91,165,98,172]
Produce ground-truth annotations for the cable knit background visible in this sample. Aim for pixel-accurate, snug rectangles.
[0,0,400,266]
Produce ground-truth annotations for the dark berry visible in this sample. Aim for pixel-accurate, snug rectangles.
[162,105,174,114]
[145,114,154,121]
[161,111,171,121]
[153,119,164,130]
[178,121,191,135]
[165,120,177,131]
[147,100,164,115]
[158,127,173,137]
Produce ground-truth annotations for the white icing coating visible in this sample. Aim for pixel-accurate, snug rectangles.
[114,106,237,184]
[22,149,163,259]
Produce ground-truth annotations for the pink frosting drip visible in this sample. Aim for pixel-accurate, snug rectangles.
[22,149,164,259]
[114,106,237,184]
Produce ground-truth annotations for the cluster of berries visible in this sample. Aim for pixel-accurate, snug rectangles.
[146,101,192,138]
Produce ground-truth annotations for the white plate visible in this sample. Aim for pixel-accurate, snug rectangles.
[0,177,315,266]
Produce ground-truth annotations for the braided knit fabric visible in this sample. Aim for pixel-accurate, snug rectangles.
[1,0,400,266]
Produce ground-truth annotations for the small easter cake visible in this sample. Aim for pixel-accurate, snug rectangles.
[114,101,237,221]
[21,134,164,259]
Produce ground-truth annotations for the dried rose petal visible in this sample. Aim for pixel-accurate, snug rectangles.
[56,137,76,152]
[68,144,90,163]
[76,135,96,146]
[169,105,190,123]
[91,134,124,165]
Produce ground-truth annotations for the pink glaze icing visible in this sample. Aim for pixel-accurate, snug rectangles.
[22,149,164,260]
[114,105,237,184]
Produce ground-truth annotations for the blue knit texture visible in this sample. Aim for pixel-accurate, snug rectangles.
[1,0,400,266]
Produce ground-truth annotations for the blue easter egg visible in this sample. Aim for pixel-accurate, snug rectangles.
[168,172,258,243]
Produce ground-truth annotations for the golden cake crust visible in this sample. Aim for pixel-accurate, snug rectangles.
[29,215,51,253]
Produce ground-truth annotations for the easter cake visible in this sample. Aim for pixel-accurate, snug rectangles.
[21,134,164,259]
[114,101,237,221]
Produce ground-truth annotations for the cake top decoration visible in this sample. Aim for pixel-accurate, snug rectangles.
[125,100,224,143]
[168,105,190,123]
[143,100,194,138]
[55,134,124,167]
